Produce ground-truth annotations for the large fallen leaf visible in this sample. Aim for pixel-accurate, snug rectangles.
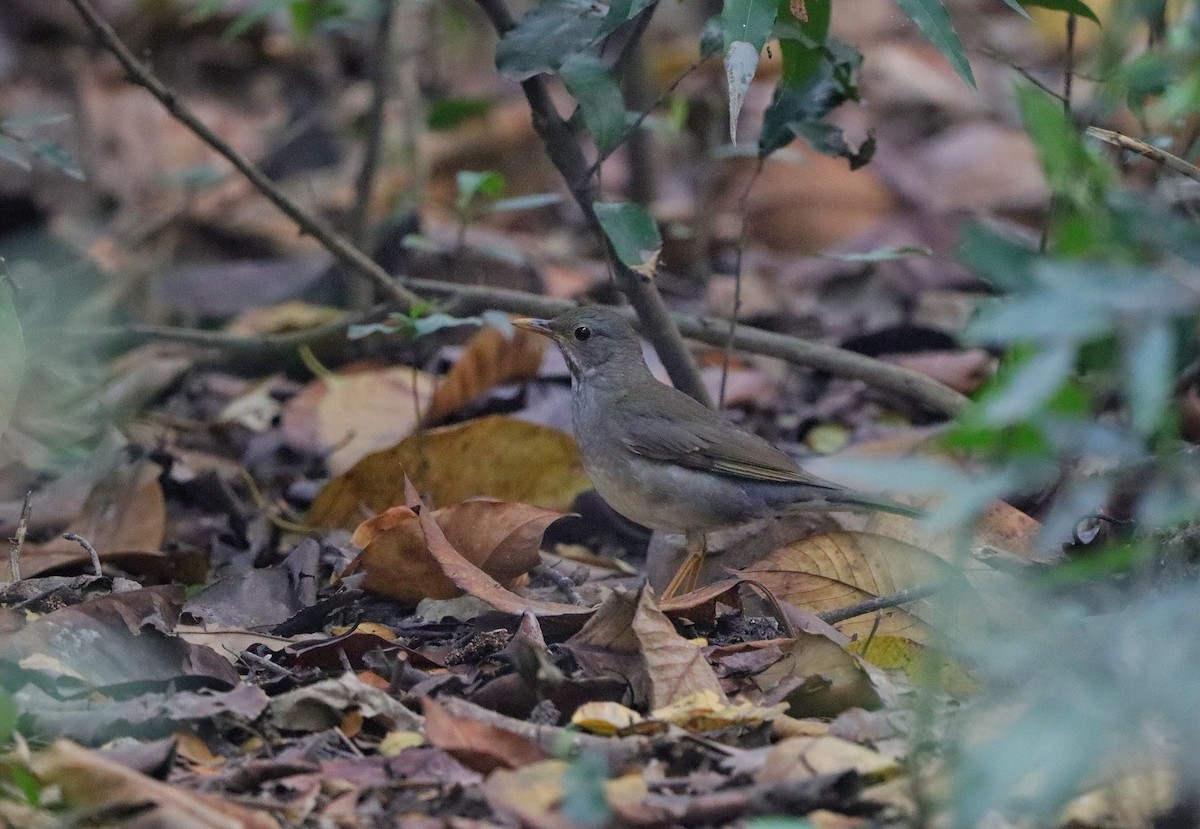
[26,739,280,829]
[737,531,975,642]
[281,363,436,476]
[270,672,422,732]
[345,500,560,602]
[485,759,648,829]
[423,325,545,425]
[422,696,547,772]
[23,457,167,576]
[0,586,237,695]
[309,415,592,528]
[565,584,726,710]
[757,734,902,784]
[752,634,883,719]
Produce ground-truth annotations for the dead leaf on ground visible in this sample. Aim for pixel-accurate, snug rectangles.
[225,301,347,336]
[882,348,993,395]
[23,457,167,577]
[565,584,726,710]
[758,734,902,784]
[309,415,592,528]
[484,759,648,829]
[0,585,238,696]
[752,633,883,719]
[26,739,281,829]
[281,363,436,476]
[423,324,545,425]
[421,696,547,773]
[649,689,788,733]
[344,500,562,603]
[270,672,423,732]
[847,635,976,694]
[736,531,973,643]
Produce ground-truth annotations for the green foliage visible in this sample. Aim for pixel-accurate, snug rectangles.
[560,55,630,154]
[0,114,83,181]
[0,272,25,440]
[560,752,611,827]
[595,202,662,272]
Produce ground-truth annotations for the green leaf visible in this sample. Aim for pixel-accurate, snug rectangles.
[0,276,26,439]
[957,223,1037,292]
[560,54,628,154]
[823,245,932,262]
[992,0,1031,18]
[490,193,563,212]
[26,139,84,181]
[561,753,610,828]
[1,113,70,134]
[595,201,662,274]
[1020,0,1099,23]
[979,344,1075,425]
[1124,320,1174,435]
[720,0,779,50]
[427,97,493,131]
[892,0,975,87]
[599,0,655,37]
[455,170,505,215]
[495,0,606,80]
[0,136,31,172]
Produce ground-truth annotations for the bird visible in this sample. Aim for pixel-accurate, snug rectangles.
[513,306,920,597]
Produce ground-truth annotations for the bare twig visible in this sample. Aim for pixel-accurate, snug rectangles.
[473,0,711,407]
[86,279,970,416]
[8,492,31,582]
[817,582,945,625]
[62,533,103,577]
[344,0,398,308]
[720,156,765,407]
[64,0,421,311]
[1086,127,1200,185]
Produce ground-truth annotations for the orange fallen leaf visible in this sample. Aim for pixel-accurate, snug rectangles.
[423,324,545,425]
[422,696,547,772]
[345,500,563,602]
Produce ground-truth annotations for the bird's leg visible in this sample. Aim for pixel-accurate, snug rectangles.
[662,532,707,600]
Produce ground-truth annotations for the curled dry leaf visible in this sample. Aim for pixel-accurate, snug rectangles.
[758,734,901,784]
[27,739,280,829]
[421,696,548,773]
[345,500,562,603]
[23,457,167,577]
[736,531,972,643]
[281,364,436,476]
[565,584,726,710]
[752,633,883,719]
[423,324,545,425]
[309,415,592,529]
[649,689,788,733]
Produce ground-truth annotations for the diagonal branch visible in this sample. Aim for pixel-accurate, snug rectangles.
[64,0,421,311]
[473,0,712,408]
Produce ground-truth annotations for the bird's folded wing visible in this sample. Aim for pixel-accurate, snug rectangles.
[620,408,841,488]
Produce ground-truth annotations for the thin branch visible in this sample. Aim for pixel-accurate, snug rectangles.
[64,0,421,311]
[1086,127,1200,185]
[8,492,30,582]
[473,0,712,408]
[62,533,103,577]
[817,582,945,625]
[720,156,764,407]
[345,0,398,308]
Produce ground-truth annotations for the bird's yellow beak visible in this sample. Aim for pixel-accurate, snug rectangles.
[512,317,555,337]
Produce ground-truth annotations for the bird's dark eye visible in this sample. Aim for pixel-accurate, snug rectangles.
[573,325,592,341]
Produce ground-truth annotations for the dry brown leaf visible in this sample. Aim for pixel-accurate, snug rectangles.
[882,348,993,395]
[752,634,883,718]
[23,458,167,576]
[225,301,346,336]
[649,689,788,733]
[27,739,280,829]
[737,531,974,642]
[484,759,649,829]
[345,500,561,603]
[423,325,545,425]
[397,478,592,623]
[281,364,436,476]
[758,734,901,784]
[422,696,547,773]
[565,584,726,710]
[308,415,591,529]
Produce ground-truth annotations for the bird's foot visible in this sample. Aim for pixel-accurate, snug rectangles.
[660,533,706,600]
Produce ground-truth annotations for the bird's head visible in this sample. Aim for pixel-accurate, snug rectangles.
[513,306,646,379]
